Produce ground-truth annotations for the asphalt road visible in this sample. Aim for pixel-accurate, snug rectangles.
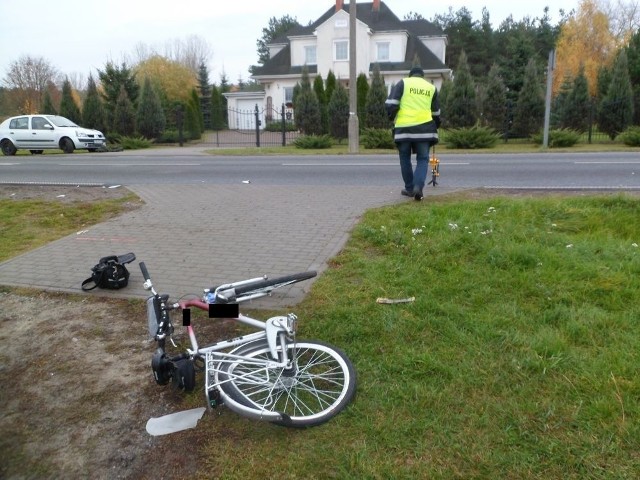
[1,151,639,189]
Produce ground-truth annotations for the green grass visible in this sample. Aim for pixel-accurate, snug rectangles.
[0,193,140,262]
[2,187,639,478]
[202,141,637,156]
[197,193,640,479]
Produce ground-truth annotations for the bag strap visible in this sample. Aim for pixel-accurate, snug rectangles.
[81,276,99,291]
[81,265,109,291]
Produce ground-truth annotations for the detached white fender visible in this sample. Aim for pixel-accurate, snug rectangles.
[146,407,206,436]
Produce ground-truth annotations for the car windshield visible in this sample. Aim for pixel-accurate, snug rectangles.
[45,115,78,128]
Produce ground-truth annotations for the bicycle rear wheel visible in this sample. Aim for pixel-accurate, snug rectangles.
[233,271,317,297]
[217,339,356,427]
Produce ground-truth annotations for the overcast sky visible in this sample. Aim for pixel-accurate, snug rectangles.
[0,0,578,85]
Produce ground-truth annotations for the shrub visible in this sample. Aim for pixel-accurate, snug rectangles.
[118,136,152,150]
[264,120,297,132]
[445,125,500,149]
[361,128,395,149]
[156,129,180,143]
[293,134,333,149]
[617,126,640,146]
[531,128,581,148]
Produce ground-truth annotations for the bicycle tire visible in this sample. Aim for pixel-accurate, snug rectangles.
[217,339,356,427]
[233,271,317,297]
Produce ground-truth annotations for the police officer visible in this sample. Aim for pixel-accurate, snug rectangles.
[385,66,441,201]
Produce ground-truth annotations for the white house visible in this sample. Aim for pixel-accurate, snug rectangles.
[224,0,451,129]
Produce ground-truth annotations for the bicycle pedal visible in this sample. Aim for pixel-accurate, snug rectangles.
[208,388,223,408]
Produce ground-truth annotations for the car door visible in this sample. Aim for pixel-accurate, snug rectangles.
[30,116,57,149]
[8,116,32,148]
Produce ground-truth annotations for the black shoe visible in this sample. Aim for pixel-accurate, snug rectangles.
[401,189,412,197]
[413,188,423,201]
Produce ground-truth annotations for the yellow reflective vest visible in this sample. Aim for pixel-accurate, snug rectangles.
[394,77,436,127]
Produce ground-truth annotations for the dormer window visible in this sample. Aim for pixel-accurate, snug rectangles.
[334,40,349,61]
[305,46,317,65]
[377,42,390,61]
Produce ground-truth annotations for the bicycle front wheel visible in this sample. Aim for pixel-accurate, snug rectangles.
[218,339,356,427]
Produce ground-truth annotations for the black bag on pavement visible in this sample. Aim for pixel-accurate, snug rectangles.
[81,253,136,291]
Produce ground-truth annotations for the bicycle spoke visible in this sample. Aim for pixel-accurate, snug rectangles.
[218,340,355,426]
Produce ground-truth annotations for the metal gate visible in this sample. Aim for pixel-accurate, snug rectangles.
[202,104,298,147]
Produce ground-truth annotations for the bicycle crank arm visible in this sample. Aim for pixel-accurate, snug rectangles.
[216,387,290,423]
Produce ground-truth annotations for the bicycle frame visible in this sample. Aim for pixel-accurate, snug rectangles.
[153,296,298,422]
[139,263,354,427]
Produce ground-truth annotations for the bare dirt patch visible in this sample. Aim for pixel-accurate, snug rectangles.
[0,185,216,479]
[0,184,135,203]
[0,289,235,479]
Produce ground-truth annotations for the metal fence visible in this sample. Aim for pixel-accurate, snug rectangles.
[202,104,299,147]
[198,98,633,147]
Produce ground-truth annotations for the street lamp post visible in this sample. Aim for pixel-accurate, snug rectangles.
[348,0,359,153]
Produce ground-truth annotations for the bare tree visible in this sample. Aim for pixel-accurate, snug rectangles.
[601,0,640,43]
[2,55,59,113]
[163,35,213,74]
[131,41,158,65]
[66,72,87,93]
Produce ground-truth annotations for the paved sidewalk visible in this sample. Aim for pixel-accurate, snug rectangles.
[0,156,460,307]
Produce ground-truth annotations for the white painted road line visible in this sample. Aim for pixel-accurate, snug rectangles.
[282,162,470,166]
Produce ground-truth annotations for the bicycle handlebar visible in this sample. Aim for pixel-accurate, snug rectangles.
[139,262,151,281]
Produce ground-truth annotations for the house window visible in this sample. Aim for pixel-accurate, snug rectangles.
[284,86,294,106]
[335,40,348,61]
[304,45,317,65]
[377,42,390,61]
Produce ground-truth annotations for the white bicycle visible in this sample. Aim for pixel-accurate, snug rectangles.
[140,262,356,428]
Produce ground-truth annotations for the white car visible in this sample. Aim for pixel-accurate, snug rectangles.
[0,115,106,155]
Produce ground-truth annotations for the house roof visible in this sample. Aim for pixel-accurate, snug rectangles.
[252,1,448,77]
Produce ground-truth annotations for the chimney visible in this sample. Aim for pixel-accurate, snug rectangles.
[336,0,343,12]
[373,0,380,11]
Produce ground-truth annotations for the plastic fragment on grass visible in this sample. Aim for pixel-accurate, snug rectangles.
[146,407,206,436]
[376,297,415,304]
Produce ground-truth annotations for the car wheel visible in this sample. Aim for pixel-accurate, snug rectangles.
[1,140,17,156]
[61,138,75,154]
[29,150,44,154]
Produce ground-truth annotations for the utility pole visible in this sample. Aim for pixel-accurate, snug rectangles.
[543,49,556,149]
[348,0,359,153]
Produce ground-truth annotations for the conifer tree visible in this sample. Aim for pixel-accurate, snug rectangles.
[356,73,369,125]
[188,88,202,133]
[293,67,321,135]
[82,74,106,133]
[513,58,544,136]
[482,64,507,132]
[446,51,477,128]
[563,65,591,133]
[325,70,337,107]
[365,64,390,129]
[136,77,166,139]
[210,84,226,130]
[552,74,573,129]
[625,30,640,124]
[328,81,349,141]
[198,62,212,129]
[112,85,136,136]
[185,90,202,139]
[59,78,82,124]
[598,50,634,139]
[98,62,139,128]
[41,90,57,115]
[313,74,328,134]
